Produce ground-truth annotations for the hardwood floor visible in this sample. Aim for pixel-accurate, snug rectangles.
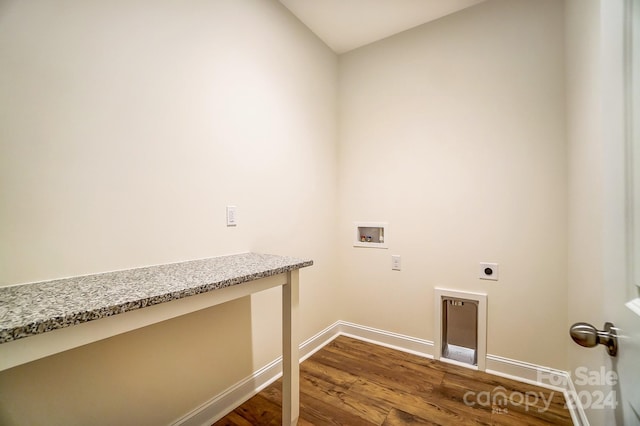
[213,336,573,425]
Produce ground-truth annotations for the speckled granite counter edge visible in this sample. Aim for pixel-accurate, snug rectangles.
[0,253,313,344]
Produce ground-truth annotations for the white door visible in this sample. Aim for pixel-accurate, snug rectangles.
[569,1,640,425]
[601,0,640,425]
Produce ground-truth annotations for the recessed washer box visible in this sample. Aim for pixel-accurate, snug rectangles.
[353,222,388,248]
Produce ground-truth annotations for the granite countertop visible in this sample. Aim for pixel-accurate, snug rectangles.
[0,253,313,344]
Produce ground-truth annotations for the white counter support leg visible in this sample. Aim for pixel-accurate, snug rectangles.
[282,270,300,426]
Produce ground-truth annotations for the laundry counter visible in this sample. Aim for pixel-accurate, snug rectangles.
[0,252,312,425]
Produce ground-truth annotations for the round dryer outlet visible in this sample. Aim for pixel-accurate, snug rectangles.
[479,262,498,281]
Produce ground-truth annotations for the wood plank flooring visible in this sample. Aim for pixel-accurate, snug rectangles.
[213,336,573,425]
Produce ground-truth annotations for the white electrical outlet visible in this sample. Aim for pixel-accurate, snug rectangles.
[392,255,401,271]
[479,262,498,280]
[226,206,237,227]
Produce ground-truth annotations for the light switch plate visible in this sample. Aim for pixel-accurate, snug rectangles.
[226,206,237,227]
[392,255,401,271]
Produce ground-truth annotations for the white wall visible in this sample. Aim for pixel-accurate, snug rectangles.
[0,0,608,423]
[0,0,338,424]
[337,0,568,369]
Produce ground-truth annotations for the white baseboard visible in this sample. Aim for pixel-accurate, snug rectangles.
[485,355,587,425]
[170,322,341,426]
[170,356,282,426]
[564,378,590,426]
[171,320,586,426]
[337,321,434,358]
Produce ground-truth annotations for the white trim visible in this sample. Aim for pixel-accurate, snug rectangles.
[170,357,282,426]
[486,354,566,391]
[337,321,434,358]
[625,297,640,317]
[563,371,591,426]
[170,322,340,426]
[485,358,588,426]
[172,320,585,426]
[353,221,389,249]
[434,288,487,371]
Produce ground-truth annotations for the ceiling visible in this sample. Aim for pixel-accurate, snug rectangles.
[279,0,486,54]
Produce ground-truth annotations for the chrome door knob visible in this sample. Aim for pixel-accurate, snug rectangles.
[570,322,618,357]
